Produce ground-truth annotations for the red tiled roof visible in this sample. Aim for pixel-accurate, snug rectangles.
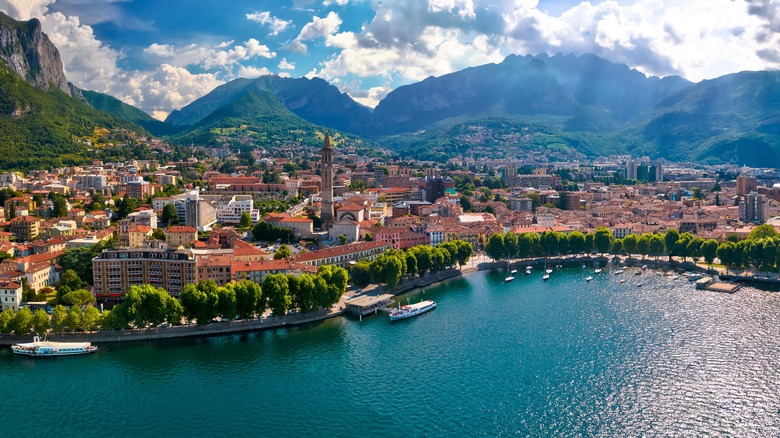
[167,226,198,233]
[292,241,390,263]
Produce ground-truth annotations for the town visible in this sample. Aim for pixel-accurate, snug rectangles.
[0,128,777,328]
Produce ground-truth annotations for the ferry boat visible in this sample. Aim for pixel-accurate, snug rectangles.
[389,300,436,321]
[11,336,97,357]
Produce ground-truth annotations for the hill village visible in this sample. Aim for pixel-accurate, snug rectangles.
[0,131,777,313]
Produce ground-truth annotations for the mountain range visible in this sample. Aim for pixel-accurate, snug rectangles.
[0,11,778,168]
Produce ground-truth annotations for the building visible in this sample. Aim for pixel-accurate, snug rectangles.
[184,189,217,231]
[268,217,314,238]
[320,132,335,229]
[740,191,766,224]
[195,254,233,286]
[291,241,391,267]
[10,216,41,241]
[509,197,533,212]
[0,279,22,311]
[232,259,293,283]
[126,180,152,200]
[737,175,758,196]
[166,226,198,247]
[92,249,197,300]
[128,225,153,248]
[216,195,260,225]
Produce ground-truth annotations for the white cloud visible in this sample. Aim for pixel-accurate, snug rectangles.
[142,39,275,70]
[246,10,292,36]
[237,65,272,78]
[323,0,349,6]
[278,58,296,70]
[289,11,342,53]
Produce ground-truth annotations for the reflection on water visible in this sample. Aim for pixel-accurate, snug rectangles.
[3,269,780,436]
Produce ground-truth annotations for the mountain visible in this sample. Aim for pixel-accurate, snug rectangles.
[620,70,780,166]
[0,12,147,169]
[371,53,691,136]
[0,12,73,96]
[166,75,372,133]
[81,89,183,136]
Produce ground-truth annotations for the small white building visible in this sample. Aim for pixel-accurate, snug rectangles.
[216,195,260,225]
[0,279,22,311]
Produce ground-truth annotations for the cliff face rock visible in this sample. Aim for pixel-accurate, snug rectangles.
[0,12,73,96]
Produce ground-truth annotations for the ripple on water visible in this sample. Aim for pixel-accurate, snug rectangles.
[3,270,780,436]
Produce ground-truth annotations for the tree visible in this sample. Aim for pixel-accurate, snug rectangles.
[32,308,50,335]
[593,227,613,254]
[239,212,252,228]
[568,231,585,255]
[52,196,68,218]
[65,306,83,331]
[623,234,638,257]
[610,239,624,255]
[749,224,778,240]
[62,289,95,307]
[364,232,373,242]
[263,274,291,316]
[11,307,33,334]
[648,234,665,260]
[350,261,372,286]
[233,280,262,319]
[636,235,650,258]
[338,234,348,245]
[274,244,292,260]
[161,204,179,226]
[82,305,101,331]
[454,240,473,266]
[216,287,237,321]
[59,269,84,292]
[370,254,403,288]
[701,239,718,267]
[540,231,560,256]
[460,196,472,212]
[485,233,506,261]
[50,305,68,333]
[664,229,680,259]
[151,228,165,241]
[0,308,14,334]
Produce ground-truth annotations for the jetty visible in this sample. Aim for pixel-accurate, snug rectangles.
[695,276,741,293]
[344,292,394,316]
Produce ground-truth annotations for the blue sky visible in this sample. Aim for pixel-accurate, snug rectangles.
[0,0,777,120]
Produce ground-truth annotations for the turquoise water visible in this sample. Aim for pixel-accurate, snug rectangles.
[3,268,780,436]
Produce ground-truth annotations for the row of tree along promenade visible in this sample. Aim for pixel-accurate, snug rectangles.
[0,240,476,345]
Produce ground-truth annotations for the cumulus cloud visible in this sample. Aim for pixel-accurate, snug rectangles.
[237,65,272,78]
[289,11,342,53]
[278,58,296,70]
[142,39,275,70]
[323,0,348,6]
[246,10,292,36]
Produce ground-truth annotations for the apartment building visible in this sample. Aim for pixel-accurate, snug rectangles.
[92,249,196,300]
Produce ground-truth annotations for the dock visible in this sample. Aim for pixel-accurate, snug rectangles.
[344,293,395,316]
[695,277,741,293]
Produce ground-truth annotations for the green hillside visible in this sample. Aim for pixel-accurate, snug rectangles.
[0,62,146,169]
[82,89,183,136]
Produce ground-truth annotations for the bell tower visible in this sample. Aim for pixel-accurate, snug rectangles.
[320,131,334,229]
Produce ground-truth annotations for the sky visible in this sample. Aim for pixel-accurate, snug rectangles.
[0,0,777,121]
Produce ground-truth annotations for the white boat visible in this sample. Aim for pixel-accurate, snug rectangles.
[614,269,625,275]
[11,336,97,357]
[504,276,515,283]
[636,283,643,287]
[586,276,593,282]
[641,265,648,270]
[542,274,550,281]
[389,300,436,321]
[525,268,532,275]
[545,269,553,274]
[594,268,602,274]
[620,279,626,284]
[510,269,518,275]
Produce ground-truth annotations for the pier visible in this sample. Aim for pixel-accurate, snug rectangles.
[344,292,395,316]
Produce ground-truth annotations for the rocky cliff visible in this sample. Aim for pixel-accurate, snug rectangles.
[0,11,73,96]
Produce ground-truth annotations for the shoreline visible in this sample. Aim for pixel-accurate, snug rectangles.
[2,254,770,347]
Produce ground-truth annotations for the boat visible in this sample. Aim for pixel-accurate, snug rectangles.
[634,270,642,275]
[594,268,602,274]
[11,336,97,357]
[545,268,553,274]
[641,265,648,270]
[504,275,515,283]
[636,283,643,287]
[586,276,593,282]
[614,269,624,275]
[510,269,518,275]
[687,273,702,281]
[542,274,550,281]
[619,279,626,284]
[389,300,436,321]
